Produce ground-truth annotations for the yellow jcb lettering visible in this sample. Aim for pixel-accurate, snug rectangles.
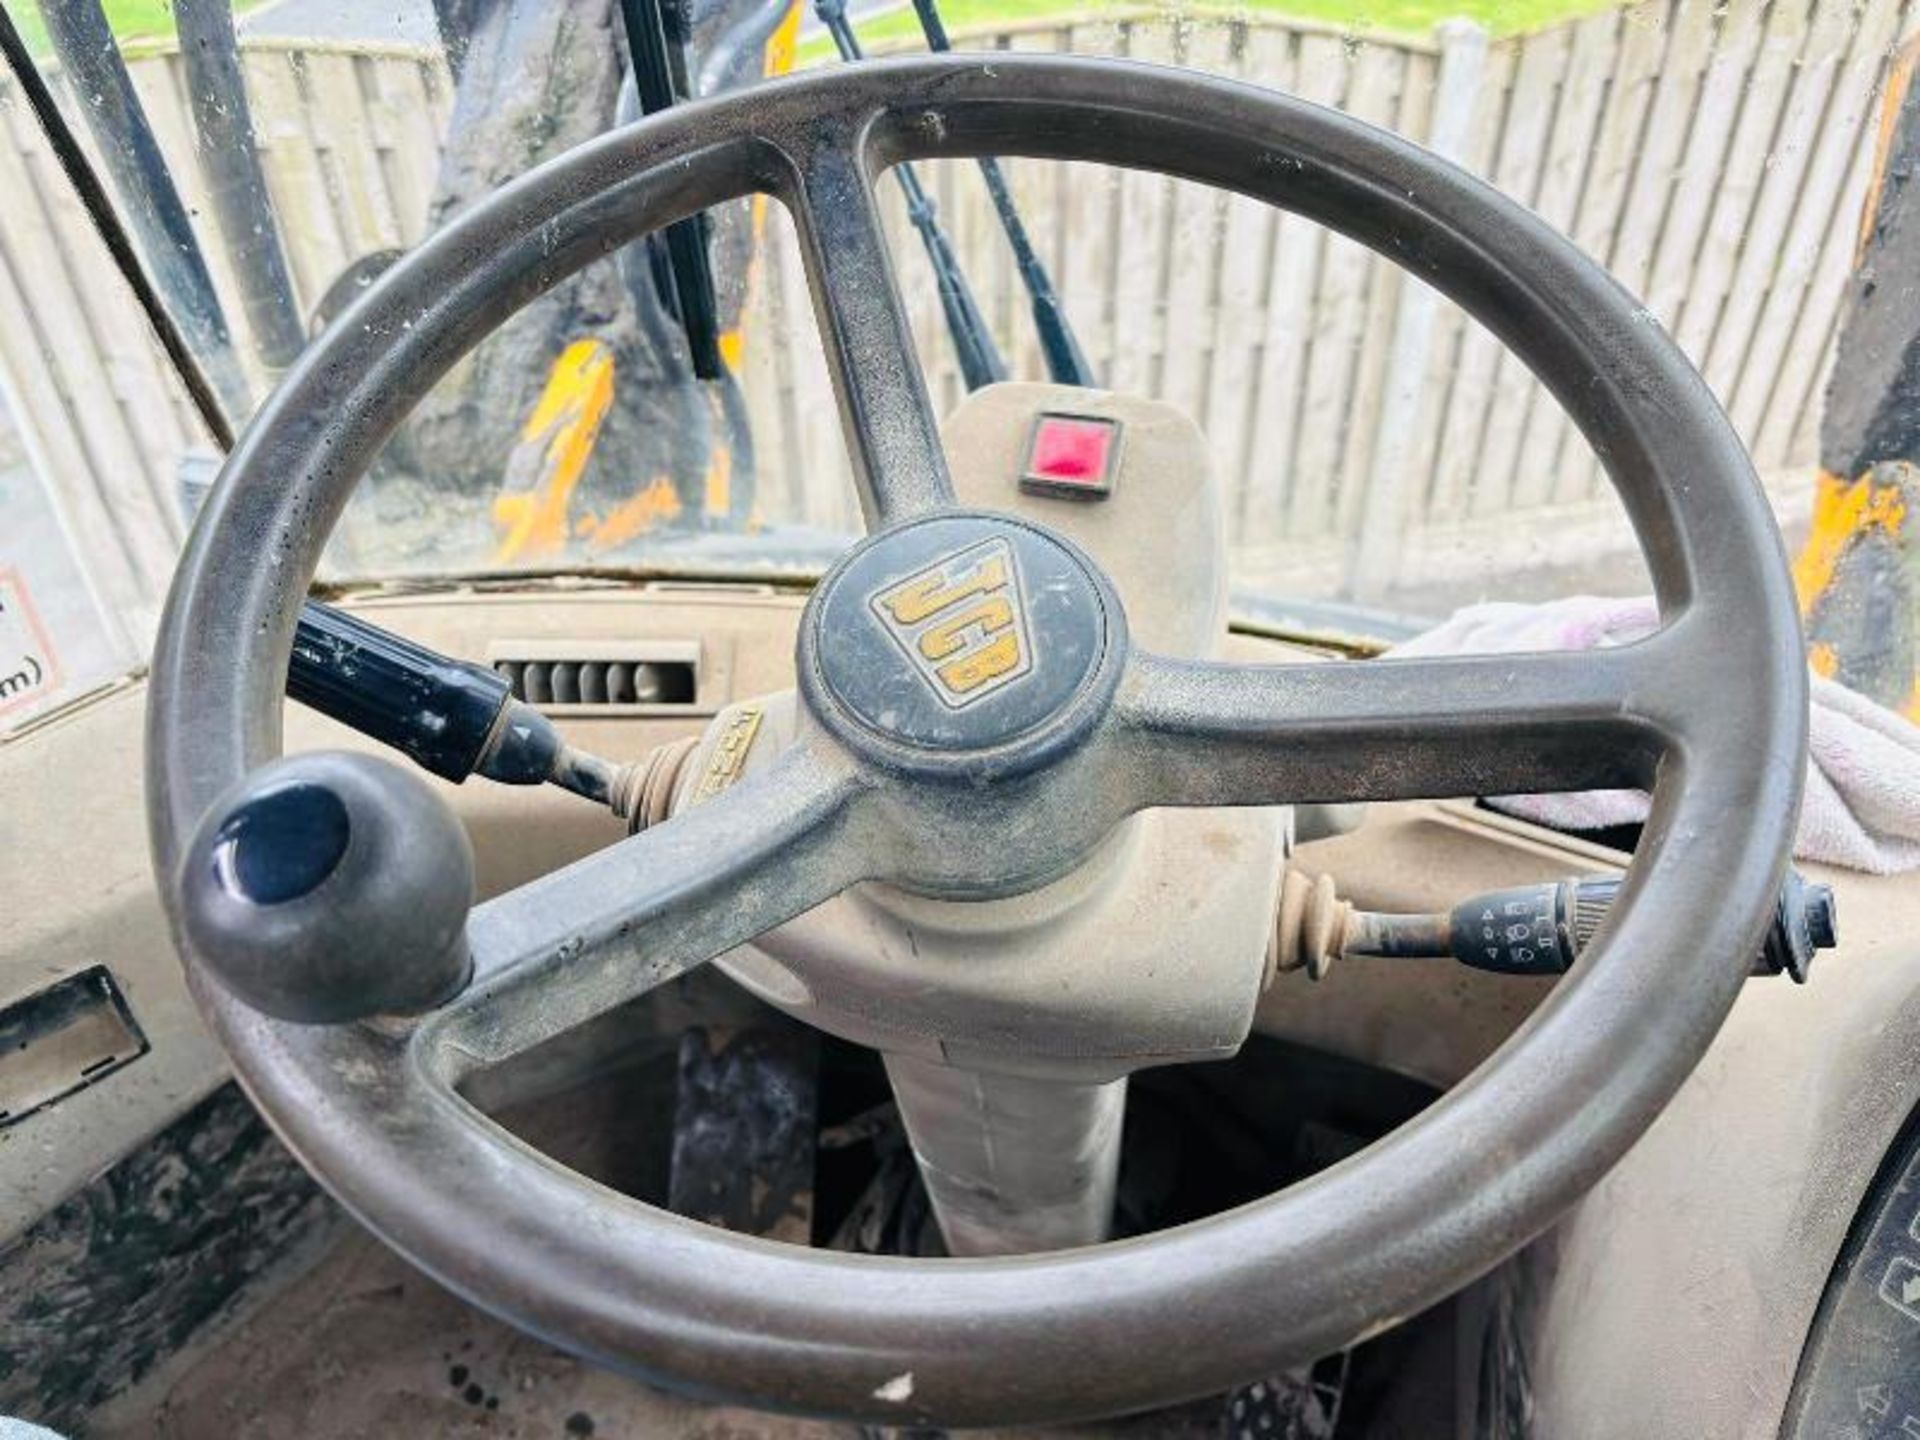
[937,632,1023,695]
[917,596,1014,662]
[880,555,1008,626]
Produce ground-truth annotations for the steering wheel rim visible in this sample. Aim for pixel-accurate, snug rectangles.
[147,55,1806,1425]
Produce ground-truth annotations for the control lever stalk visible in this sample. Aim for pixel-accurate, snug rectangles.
[288,601,619,806]
[1274,867,1838,984]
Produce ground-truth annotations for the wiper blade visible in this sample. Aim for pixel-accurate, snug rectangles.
[618,0,726,380]
[910,0,1093,387]
[814,0,1008,392]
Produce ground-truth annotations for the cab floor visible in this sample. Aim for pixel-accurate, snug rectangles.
[80,1033,1450,1440]
[85,1219,1222,1440]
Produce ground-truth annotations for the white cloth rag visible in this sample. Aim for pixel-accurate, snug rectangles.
[1388,595,1920,875]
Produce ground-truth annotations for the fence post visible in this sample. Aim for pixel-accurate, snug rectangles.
[1343,19,1488,604]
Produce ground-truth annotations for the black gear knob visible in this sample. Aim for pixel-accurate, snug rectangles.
[177,750,474,1023]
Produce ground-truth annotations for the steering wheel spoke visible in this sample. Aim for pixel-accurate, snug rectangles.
[776,118,956,529]
[425,742,871,1074]
[1114,639,1687,810]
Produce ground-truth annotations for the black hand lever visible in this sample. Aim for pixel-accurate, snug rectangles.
[289,601,618,805]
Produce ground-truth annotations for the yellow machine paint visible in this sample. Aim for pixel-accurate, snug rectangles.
[586,476,686,551]
[493,3,801,562]
[1795,468,1912,624]
[1792,34,1920,720]
[491,338,617,565]
[1795,463,1920,719]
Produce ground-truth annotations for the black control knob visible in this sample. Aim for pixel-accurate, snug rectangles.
[178,750,474,1023]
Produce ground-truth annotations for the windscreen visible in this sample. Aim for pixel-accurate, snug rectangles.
[0,0,1912,730]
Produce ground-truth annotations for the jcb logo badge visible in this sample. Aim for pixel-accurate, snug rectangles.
[870,537,1034,708]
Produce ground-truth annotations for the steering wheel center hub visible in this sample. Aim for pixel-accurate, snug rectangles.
[800,513,1119,770]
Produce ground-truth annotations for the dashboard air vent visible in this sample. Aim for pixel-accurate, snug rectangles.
[487,641,701,713]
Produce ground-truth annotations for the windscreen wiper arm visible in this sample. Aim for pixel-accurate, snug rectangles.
[618,0,726,380]
[910,0,1093,387]
[813,0,1008,392]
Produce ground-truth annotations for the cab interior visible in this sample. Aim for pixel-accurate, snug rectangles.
[1,1,1918,1436]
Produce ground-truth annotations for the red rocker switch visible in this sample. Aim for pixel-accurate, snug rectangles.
[1019,413,1121,500]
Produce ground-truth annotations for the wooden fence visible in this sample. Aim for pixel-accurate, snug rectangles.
[0,37,451,651]
[754,0,1920,599]
[1,0,1914,647]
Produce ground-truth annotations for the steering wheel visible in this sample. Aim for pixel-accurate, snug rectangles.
[148,56,1806,1426]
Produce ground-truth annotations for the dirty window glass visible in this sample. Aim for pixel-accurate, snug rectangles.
[0,0,1914,728]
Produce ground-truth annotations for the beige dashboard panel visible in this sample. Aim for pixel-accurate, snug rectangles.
[0,581,1331,1240]
[0,585,797,1243]
[0,681,225,1248]
[1520,860,1920,1439]
[11,567,1911,1440]
[1257,800,1920,1438]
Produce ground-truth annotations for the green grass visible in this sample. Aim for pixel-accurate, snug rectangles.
[800,0,1619,62]
[9,2,270,58]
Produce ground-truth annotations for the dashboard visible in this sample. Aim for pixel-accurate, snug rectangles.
[2,578,1918,1437]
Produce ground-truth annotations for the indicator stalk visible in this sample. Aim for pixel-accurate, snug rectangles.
[1274,867,1838,984]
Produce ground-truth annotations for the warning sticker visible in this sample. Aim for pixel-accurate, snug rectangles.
[0,568,61,717]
